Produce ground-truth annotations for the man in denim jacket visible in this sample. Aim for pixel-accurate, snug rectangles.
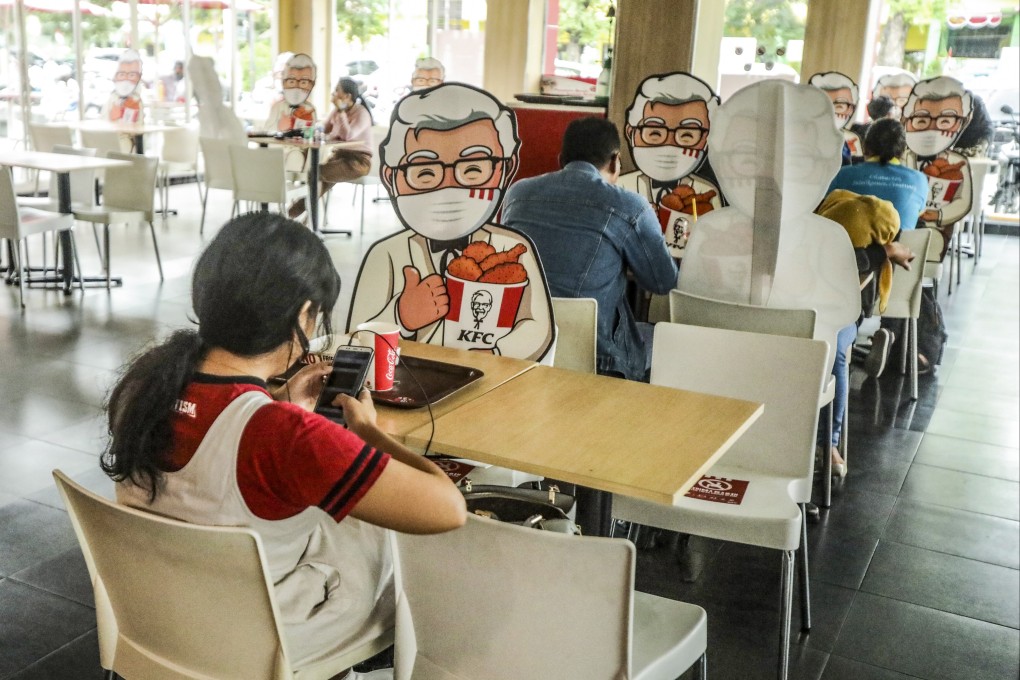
[503,117,678,381]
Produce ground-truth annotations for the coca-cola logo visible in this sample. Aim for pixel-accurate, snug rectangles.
[383,346,398,381]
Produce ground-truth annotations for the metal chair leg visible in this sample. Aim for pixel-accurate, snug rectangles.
[909,317,919,401]
[695,652,707,680]
[14,239,25,309]
[798,504,811,632]
[778,550,794,680]
[104,225,112,290]
[148,221,164,281]
[69,231,85,293]
[822,400,832,507]
[200,185,209,235]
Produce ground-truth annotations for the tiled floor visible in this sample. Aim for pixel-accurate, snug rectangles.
[1,179,1017,679]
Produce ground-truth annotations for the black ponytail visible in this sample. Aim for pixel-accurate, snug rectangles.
[102,213,341,499]
[864,118,907,165]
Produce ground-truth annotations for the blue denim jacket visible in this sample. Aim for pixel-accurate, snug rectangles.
[503,161,678,380]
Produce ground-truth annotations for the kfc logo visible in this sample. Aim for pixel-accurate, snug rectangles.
[471,290,493,328]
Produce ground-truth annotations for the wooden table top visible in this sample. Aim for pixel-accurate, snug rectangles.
[0,150,132,173]
[320,338,537,440]
[403,365,764,505]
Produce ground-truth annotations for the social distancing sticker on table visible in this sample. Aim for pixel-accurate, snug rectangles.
[432,459,476,484]
[685,475,749,505]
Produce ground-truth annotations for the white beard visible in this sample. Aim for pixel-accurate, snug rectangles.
[283,88,308,106]
[906,129,956,157]
[114,81,136,98]
[632,146,703,182]
[395,187,501,241]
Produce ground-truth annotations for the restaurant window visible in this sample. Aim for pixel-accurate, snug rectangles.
[543,0,615,83]
[718,0,807,101]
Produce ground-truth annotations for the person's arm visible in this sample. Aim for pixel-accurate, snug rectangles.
[624,201,679,295]
[338,390,466,534]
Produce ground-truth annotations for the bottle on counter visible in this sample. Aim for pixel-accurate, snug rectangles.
[596,53,612,98]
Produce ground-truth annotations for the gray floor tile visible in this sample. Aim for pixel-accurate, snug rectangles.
[913,433,1020,482]
[935,385,1020,421]
[26,465,115,512]
[0,393,101,439]
[861,540,1020,628]
[900,463,1020,521]
[884,497,1020,569]
[925,408,1020,448]
[0,501,78,577]
[807,531,879,590]
[0,440,98,498]
[834,591,1019,680]
[6,629,105,680]
[821,654,925,680]
[10,548,94,609]
[0,580,96,678]
[36,414,110,457]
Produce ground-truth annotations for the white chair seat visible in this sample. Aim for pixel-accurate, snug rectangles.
[72,206,147,224]
[615,467,803,552]
[632,591,708,680]
[17,207,73,235]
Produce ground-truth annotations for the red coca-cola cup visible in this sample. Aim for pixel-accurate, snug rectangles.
[356,322,400,391]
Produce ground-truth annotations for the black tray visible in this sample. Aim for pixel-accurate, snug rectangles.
[372,355,483,408]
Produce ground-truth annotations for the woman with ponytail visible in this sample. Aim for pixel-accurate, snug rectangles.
[103,213,465,672]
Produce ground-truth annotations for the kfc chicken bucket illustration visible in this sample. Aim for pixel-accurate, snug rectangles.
[444,241,529,350]
[657,185,716,256]
[923,158,965,208]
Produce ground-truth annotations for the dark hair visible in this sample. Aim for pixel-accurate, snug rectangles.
[864,118,907,164]
[335,76,374,124]
[559,117,620,170]
[955,94,994,154]
[102,213,342,498]
[866,95,896,121]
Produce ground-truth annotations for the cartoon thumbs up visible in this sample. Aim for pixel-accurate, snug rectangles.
[398,266,449,331]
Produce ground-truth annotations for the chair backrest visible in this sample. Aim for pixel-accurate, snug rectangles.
[362,125,388,183]
[884,228,932,320]
[51,144,97,208]
[102,151,159,214]
[0,166,21,239]
[230,144,288,204]
[29,123,73,152]
[391,514,634,680]
[651,322,828,480]
[160,123,200,165]
[52,470,296,679]
[80,129,131,156]
[551,297,597,373]
[670,290,817,339]
[199,136,236,191]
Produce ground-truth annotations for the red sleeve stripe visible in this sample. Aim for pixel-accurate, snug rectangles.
[319,444,384,516]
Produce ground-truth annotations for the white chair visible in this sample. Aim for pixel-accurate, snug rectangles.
[157,123,202,218]
[18,145,98,276]
[922,228,946,298]
[391,513,707,680]
[346,124,388,233]
[80,128,133,157]
[669,289,844,505]
[882,228,932,401]
[229,144,307,217]
[1,165,78,308]
[198,136,237,234]
[72,152,163,286]
[53,470,393,680]
[550,297,597,374]
[27,123,74,195]
[613,323,829,680]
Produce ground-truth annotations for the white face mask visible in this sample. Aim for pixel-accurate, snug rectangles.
[395,187,501,241]
[632,146,703,182]
[834,112,852,130]
[114,80,137,98]
[905,129,956,157]
[283,88,308,107]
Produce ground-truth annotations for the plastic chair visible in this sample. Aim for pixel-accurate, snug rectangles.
[53,470,393,680]
[0,165,78,308]
[391,513,707,680]
[72,151,163,286]
[347,124,388,233]
[882,228,932,401]
[550,297,597,374]
[198,137,237,234]
[922,228,946,298]
[157,123,202,218]
[613,323,829,680]
[229,144,307,217]
[669,289,845,502]
[27,123,74,195]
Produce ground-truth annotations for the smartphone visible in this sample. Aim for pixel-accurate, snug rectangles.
[314,345,374,425]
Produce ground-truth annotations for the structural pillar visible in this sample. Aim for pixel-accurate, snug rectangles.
[801,0,876,88]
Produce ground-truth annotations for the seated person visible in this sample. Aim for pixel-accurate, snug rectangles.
[410,57,445,91]
[503,117,678,381]
[264,52,317,133]
[103,213,465,673]
[319,78,374,195]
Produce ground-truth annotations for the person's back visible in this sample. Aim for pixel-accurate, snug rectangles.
[503,117,677,380]
[829,118,928,229]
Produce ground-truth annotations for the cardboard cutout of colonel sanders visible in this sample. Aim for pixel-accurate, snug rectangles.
[619,72,723,257]
[809,71,864,161]
[901,76,974,243]
[678,80,860,369]
[103,49,144,123]
[347,83,555,362]
[872,72,917,119]
[264,52,317,132]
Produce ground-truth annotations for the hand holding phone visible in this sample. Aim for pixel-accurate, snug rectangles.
[314,345,374,425]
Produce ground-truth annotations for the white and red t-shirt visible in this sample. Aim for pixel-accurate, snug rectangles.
[168,374,390,522]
